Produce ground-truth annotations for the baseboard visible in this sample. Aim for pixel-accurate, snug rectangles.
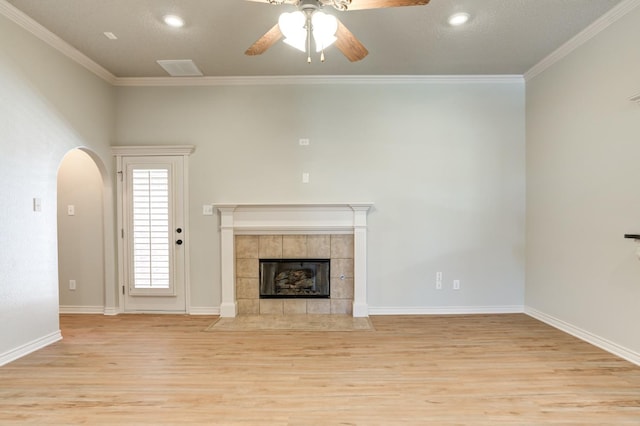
[59,305,105,314]
[525,306,640,367]
[189,306,220,315]
[368,305,524,315]
[0,330,62,367]
[59,306,220,315]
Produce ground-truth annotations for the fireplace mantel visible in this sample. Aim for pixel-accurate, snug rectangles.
[214,203,373,317]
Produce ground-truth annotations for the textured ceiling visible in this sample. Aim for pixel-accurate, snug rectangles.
[5,0,624,78]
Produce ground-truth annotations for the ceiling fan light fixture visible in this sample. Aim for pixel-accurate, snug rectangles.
[283,36,307,52]
[163,14,185,28]
[279,11,307,52]
[448,12,470,26]
[312,11,338,52]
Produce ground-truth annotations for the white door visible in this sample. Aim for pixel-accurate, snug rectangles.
[121,156,186,312]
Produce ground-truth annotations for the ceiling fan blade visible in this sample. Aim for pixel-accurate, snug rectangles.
[345,0,430,11]
[335,19,368,62]
[245,24,283,56]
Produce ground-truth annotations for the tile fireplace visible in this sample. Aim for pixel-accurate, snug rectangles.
[214,203,373,317]
[235,234,354,315]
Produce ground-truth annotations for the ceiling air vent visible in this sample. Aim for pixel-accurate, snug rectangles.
[156,59,203,77]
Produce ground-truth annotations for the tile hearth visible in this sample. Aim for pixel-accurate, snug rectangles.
[206,314,373,331]
[235,234,354,316]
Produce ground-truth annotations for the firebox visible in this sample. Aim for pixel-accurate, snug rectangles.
[259,259,330,298]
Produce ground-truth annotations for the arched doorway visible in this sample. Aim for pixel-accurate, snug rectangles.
[57,148,108,313]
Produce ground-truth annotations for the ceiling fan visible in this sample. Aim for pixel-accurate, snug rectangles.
[245,0,431,63]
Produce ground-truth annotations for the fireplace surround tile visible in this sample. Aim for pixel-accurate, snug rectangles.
[283,299,307,315]
[235,235,259,259]
[330,258,354,279]
[307,235,331,258]
[259,235,283,258]
[331,299,352,315]
[238,299,259,315]
[331,235,354,259]
[331,278,354,299]
[260,299,284,315]
[282,235,307,258]
[236,259,258,278]
[236,278,259,299]
[307,299,331,314]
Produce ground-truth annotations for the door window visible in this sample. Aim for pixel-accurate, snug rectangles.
[131,168,171,291]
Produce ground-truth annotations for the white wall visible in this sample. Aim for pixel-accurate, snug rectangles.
[57,149,105,310]
[115,80,526,313]
[526,6,640,355]
[0,14,114,364]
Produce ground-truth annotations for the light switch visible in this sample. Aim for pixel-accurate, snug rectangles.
[33,198,42,212]
[67,205,75,216]
[302,172,310,183]
[202,204,214,216]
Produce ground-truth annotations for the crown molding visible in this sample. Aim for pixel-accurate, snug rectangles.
[0,0,116,84]
[525,0,640,81]
[112,74,524,87]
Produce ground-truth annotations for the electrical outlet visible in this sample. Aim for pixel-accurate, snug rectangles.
[302,172,310,183]
[69,280,76,290]
[453,280,460,290]
[436,281,442,290]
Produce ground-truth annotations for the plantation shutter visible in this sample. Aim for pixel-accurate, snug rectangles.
[131,168,171,290]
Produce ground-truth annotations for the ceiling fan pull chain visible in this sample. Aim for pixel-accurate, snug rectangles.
[321,46,326,62]
[306,13,312,63]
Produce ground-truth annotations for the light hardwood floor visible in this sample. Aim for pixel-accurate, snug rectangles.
[1,314,639,425]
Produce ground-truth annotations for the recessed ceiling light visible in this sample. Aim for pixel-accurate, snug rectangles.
[448,12,470,26]
[163,15,185,28]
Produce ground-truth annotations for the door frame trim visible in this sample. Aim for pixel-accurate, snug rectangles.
[112,145,195,314]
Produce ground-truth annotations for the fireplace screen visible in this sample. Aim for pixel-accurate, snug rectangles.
[260,259,330,298]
